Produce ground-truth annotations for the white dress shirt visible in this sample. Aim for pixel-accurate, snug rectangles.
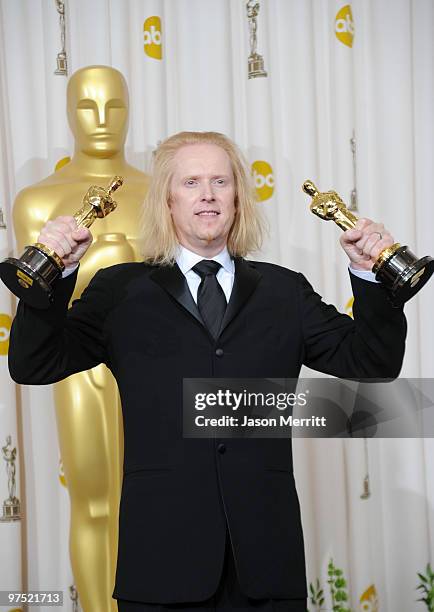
[62,249,377,289]
[348,266,379,283]
[175,245,235,304]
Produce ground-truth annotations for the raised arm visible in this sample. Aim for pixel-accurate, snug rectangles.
[8,216,113,384]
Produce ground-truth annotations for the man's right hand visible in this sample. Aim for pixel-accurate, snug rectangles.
[37,216,93,269]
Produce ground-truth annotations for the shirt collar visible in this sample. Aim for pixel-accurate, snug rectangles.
[176,244,234,275]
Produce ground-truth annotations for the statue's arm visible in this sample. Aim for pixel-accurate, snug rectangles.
[8,267,113,385]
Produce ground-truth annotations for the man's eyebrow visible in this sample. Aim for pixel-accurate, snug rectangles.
[180,174,231,181]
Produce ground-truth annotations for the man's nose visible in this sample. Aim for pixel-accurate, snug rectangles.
[96,103,107,127]
[201,182,215,201]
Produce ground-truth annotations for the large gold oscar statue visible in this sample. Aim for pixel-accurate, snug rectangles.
[12,65,149,612]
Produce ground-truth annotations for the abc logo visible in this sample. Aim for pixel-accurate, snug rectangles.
[144,16,162,60]
[360,584,378,610]
[59,458,67,488]
[0,313,11,356]
[335,5,354,48]
[251,161,274,201]
[55,156,70,172]
[345,296,354,319]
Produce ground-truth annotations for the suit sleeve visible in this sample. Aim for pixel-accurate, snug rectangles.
[8,266,113,385]
[298,270,407,379]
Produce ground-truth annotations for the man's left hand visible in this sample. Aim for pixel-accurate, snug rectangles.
[340,218,395,271]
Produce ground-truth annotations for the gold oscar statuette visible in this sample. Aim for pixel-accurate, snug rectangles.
[0,435,21,522]
[303,180,434,305]
[246,1,268,79]
[54,0,68,76]
[0,176,123,308]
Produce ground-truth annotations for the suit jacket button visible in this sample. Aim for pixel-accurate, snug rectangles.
[215,348,224,357]
[217,443,226,454]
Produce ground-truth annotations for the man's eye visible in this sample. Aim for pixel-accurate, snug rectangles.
[185,180,197,186]
[214,179,225,185]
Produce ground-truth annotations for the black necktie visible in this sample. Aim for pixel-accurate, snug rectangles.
[192,260,227,339]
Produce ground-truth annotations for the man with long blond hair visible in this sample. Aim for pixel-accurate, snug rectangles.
[9,131,406,611]
[139,131,264,265]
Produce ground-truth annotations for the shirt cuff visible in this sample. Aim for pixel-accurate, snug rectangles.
[61,263,79,278]
[348,265,379,283]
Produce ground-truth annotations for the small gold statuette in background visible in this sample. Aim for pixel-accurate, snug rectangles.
[54,0,68,75]
[69,585,80,612]
[302,180,434,305]
[0,435,21,522]
[246,1,267,79]
[0,176,124,308]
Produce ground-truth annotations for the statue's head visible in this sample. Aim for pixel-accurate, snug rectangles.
[67,65,129,158]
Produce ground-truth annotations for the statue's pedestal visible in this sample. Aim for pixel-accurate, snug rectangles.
[0,497,21,521]
[248,54,267,78]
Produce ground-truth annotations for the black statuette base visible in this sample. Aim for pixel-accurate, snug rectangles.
[0,245,62,309]
[375,245,434,306]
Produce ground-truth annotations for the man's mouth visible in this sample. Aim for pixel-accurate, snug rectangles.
[195,210,220,216]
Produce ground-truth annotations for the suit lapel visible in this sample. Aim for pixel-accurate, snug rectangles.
[219,258,262,335]
[150,263,203,326]
[149,258,262,338]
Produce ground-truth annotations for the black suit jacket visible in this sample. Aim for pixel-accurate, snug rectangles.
[8,258,407,604]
